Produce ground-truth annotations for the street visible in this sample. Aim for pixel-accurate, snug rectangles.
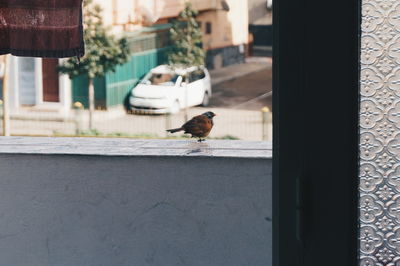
[210,67,272,111]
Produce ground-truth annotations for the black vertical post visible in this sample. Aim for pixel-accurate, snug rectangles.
[273,0,360,265]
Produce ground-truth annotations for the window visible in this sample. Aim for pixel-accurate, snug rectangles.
[189,69,205,83]
[205,22,212,34]
[141,72,178,86]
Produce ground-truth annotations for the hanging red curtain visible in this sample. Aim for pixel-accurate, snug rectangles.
[0,0,84,58]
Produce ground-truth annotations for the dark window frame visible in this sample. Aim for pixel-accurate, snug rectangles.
[205,22,212,35]
[272,0,360,265]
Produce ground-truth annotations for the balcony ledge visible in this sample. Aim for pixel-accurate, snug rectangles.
[0,136,272,265]
[0,137,272,159]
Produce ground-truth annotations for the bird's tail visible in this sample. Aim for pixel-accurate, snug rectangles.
[166,127,184,133]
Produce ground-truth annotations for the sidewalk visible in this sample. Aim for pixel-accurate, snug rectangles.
[209,57,272,86]
[6,107,270,141]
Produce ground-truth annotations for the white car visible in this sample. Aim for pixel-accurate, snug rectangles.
[129,65,212,114]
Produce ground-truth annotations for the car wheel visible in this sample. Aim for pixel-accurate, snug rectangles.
[201,92,210,107]
[169,101,180,114]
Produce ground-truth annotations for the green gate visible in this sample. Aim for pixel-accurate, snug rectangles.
[72,30,171,109]
[72,47,169,109]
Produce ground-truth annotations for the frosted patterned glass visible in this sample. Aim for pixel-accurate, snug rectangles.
[360,0,400,264]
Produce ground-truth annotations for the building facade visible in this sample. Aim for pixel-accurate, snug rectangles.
[248,0,272,47]
[5,57,72,115]
[94,0,250,69]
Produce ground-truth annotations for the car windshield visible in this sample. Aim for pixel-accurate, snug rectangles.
[140,72,179,86]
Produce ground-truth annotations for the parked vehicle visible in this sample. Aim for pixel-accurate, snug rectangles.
[129,65,212,114]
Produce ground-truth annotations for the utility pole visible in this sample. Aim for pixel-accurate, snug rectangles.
[1,55,10,136]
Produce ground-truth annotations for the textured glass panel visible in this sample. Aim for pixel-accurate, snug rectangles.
[360,0,400,264]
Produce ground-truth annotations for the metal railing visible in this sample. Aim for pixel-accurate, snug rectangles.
[1,105,272,141]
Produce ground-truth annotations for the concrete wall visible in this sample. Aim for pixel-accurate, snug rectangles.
[205,45,246,69]
[0,138,272,266]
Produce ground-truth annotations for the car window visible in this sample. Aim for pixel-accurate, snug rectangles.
[189,70,206,83]
[141,73,178,86]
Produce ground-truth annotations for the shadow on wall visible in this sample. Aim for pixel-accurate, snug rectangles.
[249,25,272,47]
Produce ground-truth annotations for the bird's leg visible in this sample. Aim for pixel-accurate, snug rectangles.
[198,138,205,142]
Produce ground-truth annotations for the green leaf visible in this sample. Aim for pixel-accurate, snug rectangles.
[58,0,130,80]
[167,2,205,67]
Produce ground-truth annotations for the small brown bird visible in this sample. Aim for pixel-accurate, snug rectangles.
[167,111,216,142]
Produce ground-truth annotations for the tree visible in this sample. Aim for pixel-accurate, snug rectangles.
[168,2,205,67]
[59,0,130,129]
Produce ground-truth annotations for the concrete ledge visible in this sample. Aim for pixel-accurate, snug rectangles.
[0,137,272,158]
[0,137,272,266]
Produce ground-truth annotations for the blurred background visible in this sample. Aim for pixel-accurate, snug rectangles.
[0,0,273,141]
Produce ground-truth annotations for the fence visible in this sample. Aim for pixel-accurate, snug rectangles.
[0,105,272,141]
